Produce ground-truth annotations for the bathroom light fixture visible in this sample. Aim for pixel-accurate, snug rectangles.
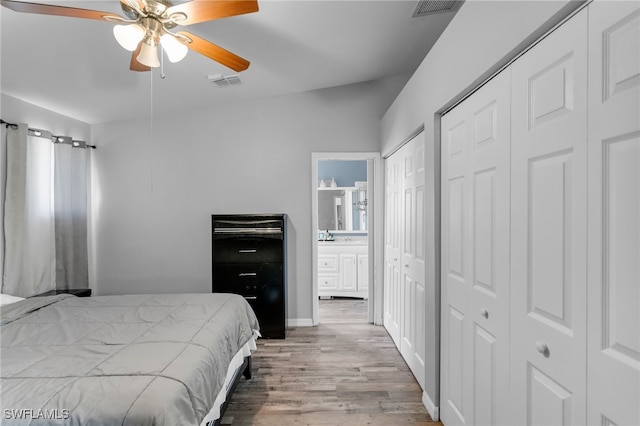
[356,183,368,212]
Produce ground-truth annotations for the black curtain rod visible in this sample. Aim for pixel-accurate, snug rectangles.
[1,119,96,149]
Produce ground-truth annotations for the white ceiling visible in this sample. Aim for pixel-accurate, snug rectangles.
[0,0,458,124]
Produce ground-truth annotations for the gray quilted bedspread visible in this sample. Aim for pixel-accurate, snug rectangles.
[0,293,259,425]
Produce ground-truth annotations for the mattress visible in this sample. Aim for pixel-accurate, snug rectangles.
[0,293,259,425]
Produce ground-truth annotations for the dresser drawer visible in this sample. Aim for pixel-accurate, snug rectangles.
[318,255,339,272]
[213,263,283,294]
[212,238,283,263]
[246,284,285,339]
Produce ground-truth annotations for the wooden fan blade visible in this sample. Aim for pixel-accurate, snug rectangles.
[130,43,151,72]
[179,31,249,71]
[167,0,258,26]
[1,0,120,21]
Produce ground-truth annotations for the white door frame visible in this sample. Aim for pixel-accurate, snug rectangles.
[311,152,383,325]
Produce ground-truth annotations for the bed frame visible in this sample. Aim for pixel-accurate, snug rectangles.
[210,355,252,426]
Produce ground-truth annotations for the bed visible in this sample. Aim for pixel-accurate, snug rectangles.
[0,292,259,425]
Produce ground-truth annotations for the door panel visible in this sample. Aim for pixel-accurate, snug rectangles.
[528,366,573,426]
[441,68,511,425]
[510,9,588,425]
[448,177,465,278]
[587,3,640,425]
[384,133,426,390]
[400,134,427,389]
[447,306,465,423]
[528,151,574,333]
[472,168,495,294]
[473,325,496,426]
[340,254,357,291]
[384,153,402,345]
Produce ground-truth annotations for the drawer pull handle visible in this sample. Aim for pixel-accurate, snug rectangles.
[239,249,257,253]
[244,296,257,300]
[239,272,257,277]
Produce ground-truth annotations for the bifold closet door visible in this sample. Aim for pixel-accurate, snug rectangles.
[384,149,402,346]
[384,134,427,388]
[586,2,640,425]
[399,133,426,389]
[440,69,511,426]
[510,8,588,426]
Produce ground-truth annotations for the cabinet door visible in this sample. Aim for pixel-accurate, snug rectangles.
[357,254,369,293]
[510,8,588,425]
[440,69,511,426]
[587,2,640,425]
[340,253,357,291]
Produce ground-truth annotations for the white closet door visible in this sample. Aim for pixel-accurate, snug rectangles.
[441,94,471,426]
[587,2,640,425]
[384,151,402,346]
[510,8,588,426]
[440,69,511,426]
[399,133,426,389]
[467,70,512,426]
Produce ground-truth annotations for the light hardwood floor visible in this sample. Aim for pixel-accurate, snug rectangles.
[221,298,442,425]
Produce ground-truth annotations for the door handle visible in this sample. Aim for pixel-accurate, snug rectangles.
[480,308,489,319]
[536,341,550,357]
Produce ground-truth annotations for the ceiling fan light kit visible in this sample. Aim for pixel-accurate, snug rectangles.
[113,23,145,51]
[1,0,258,72]
[138,36,161,68]
[160,33,188,63]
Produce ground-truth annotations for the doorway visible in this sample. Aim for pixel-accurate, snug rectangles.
[311,152,382,326]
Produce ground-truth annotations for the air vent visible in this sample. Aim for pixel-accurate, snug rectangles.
[208,74,243,88]
[412,0,460,17]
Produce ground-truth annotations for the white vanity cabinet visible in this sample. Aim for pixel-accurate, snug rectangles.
[318,243,368,299]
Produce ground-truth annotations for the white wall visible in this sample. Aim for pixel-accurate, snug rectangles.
[0,94,91,141]
[0,93,91,292]
[90,76,406,323]
[380,0,580,414]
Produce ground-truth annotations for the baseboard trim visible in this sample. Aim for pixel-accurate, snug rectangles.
[287,318,314,327]
[422,391,439,421]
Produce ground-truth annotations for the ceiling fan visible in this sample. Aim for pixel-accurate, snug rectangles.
[0,0,258,72]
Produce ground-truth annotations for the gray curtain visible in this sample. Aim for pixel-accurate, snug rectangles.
[2,124,56,297]
[54,142,88,290]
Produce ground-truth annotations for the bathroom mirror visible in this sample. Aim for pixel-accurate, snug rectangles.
[317,188,367,232]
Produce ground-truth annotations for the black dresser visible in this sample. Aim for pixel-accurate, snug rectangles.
[212,214,287,339]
